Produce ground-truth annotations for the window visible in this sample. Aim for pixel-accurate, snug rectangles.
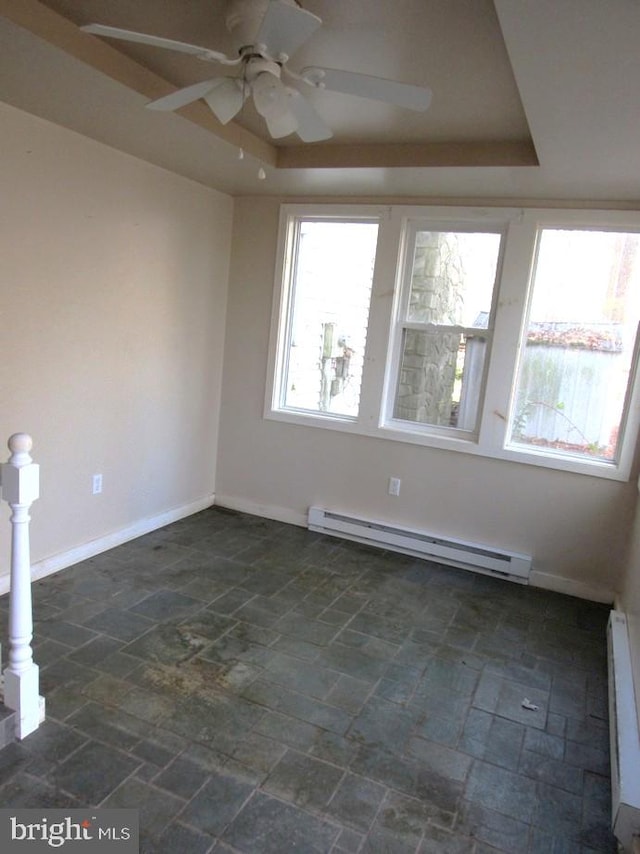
[267,205,640,480]
[388,224,503,435]
[272,216,379,419]
[508,228,640,464]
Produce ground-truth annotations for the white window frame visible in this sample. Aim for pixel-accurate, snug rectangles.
[382,218,507,441]
[265,204,640,481]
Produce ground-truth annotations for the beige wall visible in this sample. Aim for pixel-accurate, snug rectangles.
[619,485,640,718]
[216,196,638,602]
[0,102,233,571]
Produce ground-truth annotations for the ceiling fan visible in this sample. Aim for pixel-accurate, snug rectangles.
[82,0,432,143]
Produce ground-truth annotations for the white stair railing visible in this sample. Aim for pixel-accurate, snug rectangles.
[0,433,44,739]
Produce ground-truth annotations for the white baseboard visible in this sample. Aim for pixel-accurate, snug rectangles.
[3,490,613,606]
[530,569,614,604]
[213,494,306,528]
[0,494,215,596]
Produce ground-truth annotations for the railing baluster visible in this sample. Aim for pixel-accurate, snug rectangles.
[1,433,42,739]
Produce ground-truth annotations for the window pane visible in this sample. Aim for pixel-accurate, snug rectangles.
[510,229,640,461]
[394,329,488,430]
[282,220,378,417]
[407,231,501,327]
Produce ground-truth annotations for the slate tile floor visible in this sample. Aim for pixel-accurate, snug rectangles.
[0,507,616,853]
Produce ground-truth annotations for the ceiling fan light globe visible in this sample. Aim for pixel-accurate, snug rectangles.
[204,79,245,124]
[264,105,298,138]
[252,72,285,117]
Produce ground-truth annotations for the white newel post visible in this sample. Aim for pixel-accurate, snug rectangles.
[1,433,42,739]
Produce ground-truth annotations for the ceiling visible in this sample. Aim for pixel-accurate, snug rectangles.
[1,0,639,201]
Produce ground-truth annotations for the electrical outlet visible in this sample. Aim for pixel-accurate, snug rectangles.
[388,477,401,496]
[92,473,103,495]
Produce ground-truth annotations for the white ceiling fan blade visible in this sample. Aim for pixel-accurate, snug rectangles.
[287,89,333,142]
[301,67,432,111]
[147,78,222,111]
[81,24,239,65]
[255,1,322,61]
[204,78,246,125]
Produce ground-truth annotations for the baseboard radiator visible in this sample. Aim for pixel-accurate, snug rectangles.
[607,611,640,852]
[308,507,532,583]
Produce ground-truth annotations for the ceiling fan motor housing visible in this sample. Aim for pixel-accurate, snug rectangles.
[225,0,298,56]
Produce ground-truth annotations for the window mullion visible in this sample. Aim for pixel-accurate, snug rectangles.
[478,216,538,452]
[359,212,404,430]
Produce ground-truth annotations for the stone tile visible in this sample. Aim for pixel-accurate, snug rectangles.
[162,693,263,751]
[0,742,29,787]
[132,739,180,769]
[232,733,288,777]
[178,770,256,836]
[326,772,386,832]
[227,621,280,647]
[482,716,525,771]
[276,613,339,645]
[155,822,214,854]
[374,677,414,705]
[254,711,323,753]
[418,713,462,748]
[0,772,83,808]
[406,736,473,783]
[93,650,142,678]
[458,707,493,757]
[524,726,565,760]
[352,746,461,826]
[349,697,416,755]
[533,783,583,840]
[102,777,183,837]
[178,609,237,641]
[465,760,537,824]
[263,652,341,699]
[129,589,202,621]
[272,685,353,735]
[271,635,323,661]
[318,645,388,682]
[198,634,274,668]
[420,657,479,698]
[418,824,474,854]
[154,755,210,799]
[263,749,344,810]
[84,607,157,641]
[309,730,359,767]
[68,703,150,750]
[208,588,255,615]
[124,622,208,664]
[19,721,87,777]
[223,792,339,853]
[456,799,530,852]
[67,635,125,666]
[549,680,587,719]
[519,749,583,794]
[564,739,609,776]
[325,674,374,715]
[36,619,99,648]
[49,740,141,804]
[334,827,364,853]
[368,789,434,851]
[82,673,132,706]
